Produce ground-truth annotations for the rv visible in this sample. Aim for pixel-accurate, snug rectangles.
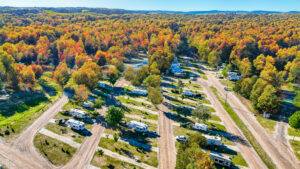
[67,119,85,130]
[228,72,242,81]
[132,89,147,96]
[203,135,222,146]
[70,108,87,119]
[183,91,194,97]
[193,123,208,131]
[82,102,92,108]
[209,151,232,167]
[129,120,148,133]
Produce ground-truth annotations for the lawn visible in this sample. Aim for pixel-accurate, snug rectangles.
[288,128,300,137]
[173,126,198,137]
[45,122,92,143]
[289,140,300,160]
[104,125,158,147]
[34,133,77,166]
[91,153,142,169]
[210,86,276,169]
[210,114,222,122]
[219,79,235,88]
[232,152,248,167]
[99,137,158,167]
[124,107,158,121]
[0,72,62,139]
[256,116,277,135]
[117,97,156,111]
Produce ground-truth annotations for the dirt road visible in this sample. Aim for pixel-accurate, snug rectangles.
[205,70,299,169]
[0,141,43,169]
[157,99,176,169]
[198,80,267,169]
[12,95,69,169]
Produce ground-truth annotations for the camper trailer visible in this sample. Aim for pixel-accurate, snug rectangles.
[82,102,92,108]
[67,119,85,130]
[70,108,87,119]
[193,123,208,131]
[129,120,148,133]
[132,89,147,96]
[183,91,194,97]
[209,151,232,167]
[203,135,222,146]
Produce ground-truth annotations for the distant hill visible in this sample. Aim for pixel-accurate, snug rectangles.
[0,6,299,15]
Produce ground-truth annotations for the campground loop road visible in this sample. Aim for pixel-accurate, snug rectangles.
[202,64,299,169]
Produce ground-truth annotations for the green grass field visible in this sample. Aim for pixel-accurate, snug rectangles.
[34,133,77,166]
[289,140,300,160]
[256,116,277,135]
[0,72,62,139]
[99,137,158,167]
[91,153,142,169]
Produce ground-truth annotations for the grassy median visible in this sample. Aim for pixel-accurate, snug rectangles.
[210,86,276,169]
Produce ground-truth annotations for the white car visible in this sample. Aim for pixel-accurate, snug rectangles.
[176,136,188,142]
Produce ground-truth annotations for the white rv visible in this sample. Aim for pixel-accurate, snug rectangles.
[183,91,194,97]
[129,120,148,133]
[193,123,208,131]
[209,151,232,167]
[132,89,147,96]
[82,102,92,108]
[67,119,85,130]
[70,108,87,119]
[203,135,222,146]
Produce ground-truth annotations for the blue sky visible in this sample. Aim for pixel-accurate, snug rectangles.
[0,0,299,12]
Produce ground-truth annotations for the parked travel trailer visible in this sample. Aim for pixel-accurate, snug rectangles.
[132,89,147,96]
[129,120,148,133]
[203,135,222,146]
[209,151,232,167]
[193,123,208,131]
[67,119,85,130]
[183,91,194,97]
[82,102,92,108]
[70,108,87,119]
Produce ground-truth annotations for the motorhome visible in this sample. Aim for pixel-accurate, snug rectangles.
[209,151,232,167]
[193,123,208,131]
[70,108,87,119]
[67,119,85,130]
[203,135,222,146]
[129,120,148,133]
[228,72,242,81]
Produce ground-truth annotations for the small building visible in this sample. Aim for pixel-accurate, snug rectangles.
[193,123,208,131]
[82,102,92,108]
[67,119,85,130]
[129,120,148,133]
[203,135,222,146]
[132,89,147,96]
[183,91,194,97]
[70,108,87,119]
[209,150,232,167]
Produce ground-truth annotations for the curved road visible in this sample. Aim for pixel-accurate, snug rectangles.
[12,95,69,169]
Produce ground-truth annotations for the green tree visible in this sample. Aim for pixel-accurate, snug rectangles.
[74,84,89,102]
[105,106,124,127]
[145,75,161,88]
[208,50,221,67]
[289,111,300,140]
[148,87,163,105]
[108,66,119,85]
[97,149,104,156]
[94,97,104,109]
[124,66,135,81]
[239,58,252,77]
[293,92,300,108]
[188,133,207,148]
[131,65,149,86]
[113,133,119,143]
[256,84,279,114]
[177,80,184,89]
[53,62,70,87]
[192,104,211,122]
[150,61,160,75]
[111,58,125,72]
[250,78,268,110]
